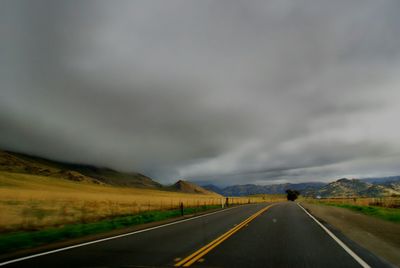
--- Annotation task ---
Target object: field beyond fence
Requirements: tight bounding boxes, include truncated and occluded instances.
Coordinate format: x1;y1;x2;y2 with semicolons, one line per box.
302;196;400;208
0;172;283;234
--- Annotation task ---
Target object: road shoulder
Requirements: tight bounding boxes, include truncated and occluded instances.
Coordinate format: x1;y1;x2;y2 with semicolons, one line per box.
301;202;400;267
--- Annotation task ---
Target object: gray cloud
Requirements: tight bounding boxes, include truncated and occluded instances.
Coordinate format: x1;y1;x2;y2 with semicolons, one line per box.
1;0;400;185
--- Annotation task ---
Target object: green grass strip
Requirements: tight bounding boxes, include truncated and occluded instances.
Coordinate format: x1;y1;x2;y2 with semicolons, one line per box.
324;203;400;223
0;205;221;254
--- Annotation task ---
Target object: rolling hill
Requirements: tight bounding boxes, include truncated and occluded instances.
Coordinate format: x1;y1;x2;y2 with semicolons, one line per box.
62;164;162;188
0;150;162;188
309;178;400;198
171;180;218;195
361;176;400;192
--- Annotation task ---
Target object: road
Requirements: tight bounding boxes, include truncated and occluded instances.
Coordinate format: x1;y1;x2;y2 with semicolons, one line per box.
1;202;389;267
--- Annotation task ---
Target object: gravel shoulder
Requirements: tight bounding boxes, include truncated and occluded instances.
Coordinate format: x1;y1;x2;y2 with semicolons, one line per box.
301;202;400;267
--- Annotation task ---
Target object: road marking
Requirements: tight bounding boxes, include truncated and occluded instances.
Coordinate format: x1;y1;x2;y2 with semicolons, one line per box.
175;204;274;267
297;203;371;268
0;205;245;267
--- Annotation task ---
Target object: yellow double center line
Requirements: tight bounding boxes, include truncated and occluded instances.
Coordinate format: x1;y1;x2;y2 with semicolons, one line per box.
175;204;275;267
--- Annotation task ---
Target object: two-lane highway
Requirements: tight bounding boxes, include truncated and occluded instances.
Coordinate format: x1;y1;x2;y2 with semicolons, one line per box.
190;202;365;267
1;202;389;267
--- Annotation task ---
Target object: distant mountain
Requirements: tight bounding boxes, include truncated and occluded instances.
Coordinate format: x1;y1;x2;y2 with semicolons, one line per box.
310;178;400;198
0;150;161;188
171;180;219;195
203;182;326;196
385;181;400;192
361;176;400;192
361;176;400;184
203;178;400;198
202;184;224;195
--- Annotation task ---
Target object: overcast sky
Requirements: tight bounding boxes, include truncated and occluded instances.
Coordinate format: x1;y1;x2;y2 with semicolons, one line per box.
1;1;400;185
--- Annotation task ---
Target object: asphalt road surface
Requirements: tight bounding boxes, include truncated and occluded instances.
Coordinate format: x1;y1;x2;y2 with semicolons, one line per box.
1;202;390;268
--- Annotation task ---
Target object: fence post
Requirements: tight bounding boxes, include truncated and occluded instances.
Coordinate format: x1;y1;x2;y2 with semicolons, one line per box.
180;202;184;216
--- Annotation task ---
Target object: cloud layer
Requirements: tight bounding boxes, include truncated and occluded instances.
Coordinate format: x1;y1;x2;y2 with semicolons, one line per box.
1;1;400;185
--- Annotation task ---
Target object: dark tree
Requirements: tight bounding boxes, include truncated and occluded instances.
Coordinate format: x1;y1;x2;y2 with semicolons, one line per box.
286;189;300;201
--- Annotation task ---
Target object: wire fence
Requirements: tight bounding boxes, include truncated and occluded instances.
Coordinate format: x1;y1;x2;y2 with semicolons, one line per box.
302;196;400;208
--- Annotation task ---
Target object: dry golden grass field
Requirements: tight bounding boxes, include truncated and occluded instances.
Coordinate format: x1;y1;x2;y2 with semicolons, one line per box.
0;171;275;234
301;196;400;208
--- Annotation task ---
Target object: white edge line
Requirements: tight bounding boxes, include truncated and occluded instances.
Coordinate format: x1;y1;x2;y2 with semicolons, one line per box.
297;203;370;268
0;205;244;266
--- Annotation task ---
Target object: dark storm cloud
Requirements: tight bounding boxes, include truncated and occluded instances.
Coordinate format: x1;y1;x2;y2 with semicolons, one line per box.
1;0;400;184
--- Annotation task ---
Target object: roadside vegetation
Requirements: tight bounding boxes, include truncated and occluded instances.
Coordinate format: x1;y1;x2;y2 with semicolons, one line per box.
326;204;400;223
302;197;400;223
0;205;221;254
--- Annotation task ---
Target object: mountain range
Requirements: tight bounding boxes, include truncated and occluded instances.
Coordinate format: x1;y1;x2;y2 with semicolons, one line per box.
203;182;325;196
1;150;400;198
202;177;400;198
312;178;400;198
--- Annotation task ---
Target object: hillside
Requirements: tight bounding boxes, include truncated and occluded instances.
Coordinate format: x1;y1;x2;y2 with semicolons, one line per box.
0;150;161;188
62;164;162;188
0;151;103;184
310;178;400;198
361;176;400;192
203;182;325;196
171;180;219;196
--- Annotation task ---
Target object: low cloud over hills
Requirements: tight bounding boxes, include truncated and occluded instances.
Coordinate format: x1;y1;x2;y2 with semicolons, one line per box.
2;1;400;185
